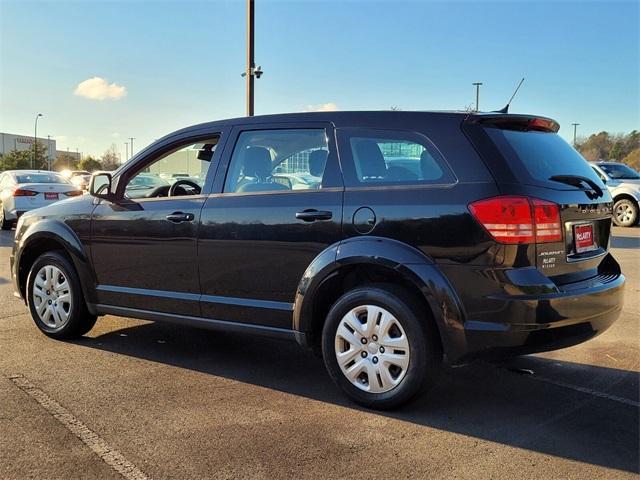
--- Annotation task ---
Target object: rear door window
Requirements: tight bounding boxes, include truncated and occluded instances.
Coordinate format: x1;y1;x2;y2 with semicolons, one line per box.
337;128;456;187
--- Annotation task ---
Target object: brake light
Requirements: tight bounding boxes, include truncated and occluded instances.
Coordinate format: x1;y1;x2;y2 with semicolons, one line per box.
528;117;559;132
469;196;562;244
64;190;83;197
13;188;38;197
531;199;562;242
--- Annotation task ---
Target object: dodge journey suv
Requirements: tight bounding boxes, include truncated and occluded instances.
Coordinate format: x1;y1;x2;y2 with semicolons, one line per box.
10;111;625;409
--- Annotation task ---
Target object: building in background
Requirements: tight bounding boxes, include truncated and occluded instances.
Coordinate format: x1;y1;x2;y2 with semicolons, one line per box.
0;131;57;160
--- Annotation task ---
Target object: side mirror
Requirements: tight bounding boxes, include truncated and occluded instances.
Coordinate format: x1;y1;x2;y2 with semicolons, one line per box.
89;172;114;199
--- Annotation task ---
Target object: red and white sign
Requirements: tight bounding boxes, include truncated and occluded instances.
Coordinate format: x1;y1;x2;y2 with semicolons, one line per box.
574;223;596;253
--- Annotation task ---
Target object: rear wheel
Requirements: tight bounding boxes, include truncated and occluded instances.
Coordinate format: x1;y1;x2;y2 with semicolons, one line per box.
0;205;12;230
27;252;97;339
613;198;638;227
322;285;441;409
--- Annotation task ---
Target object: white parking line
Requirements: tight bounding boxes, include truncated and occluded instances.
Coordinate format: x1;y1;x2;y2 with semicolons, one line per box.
7;374;150;480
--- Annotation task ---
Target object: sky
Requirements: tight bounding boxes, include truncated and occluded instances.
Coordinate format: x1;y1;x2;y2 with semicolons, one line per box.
0;0;638;158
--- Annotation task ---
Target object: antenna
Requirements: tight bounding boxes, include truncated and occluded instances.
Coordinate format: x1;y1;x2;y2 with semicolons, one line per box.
495;77;525;114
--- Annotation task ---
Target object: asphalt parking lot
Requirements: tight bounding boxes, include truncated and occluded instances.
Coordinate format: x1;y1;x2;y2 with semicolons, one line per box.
0;227;638;479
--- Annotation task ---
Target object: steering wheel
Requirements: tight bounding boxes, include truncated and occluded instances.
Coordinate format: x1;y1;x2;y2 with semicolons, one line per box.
168;179;201;197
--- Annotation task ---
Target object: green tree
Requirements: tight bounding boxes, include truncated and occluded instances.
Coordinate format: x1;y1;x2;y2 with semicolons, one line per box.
78;156;102;172
0;141;50;170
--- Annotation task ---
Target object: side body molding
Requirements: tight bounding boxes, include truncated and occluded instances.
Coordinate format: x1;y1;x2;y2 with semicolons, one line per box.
292;236;467;362
14;219;98;313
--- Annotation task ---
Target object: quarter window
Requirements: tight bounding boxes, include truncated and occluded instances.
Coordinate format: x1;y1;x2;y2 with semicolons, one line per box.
224;129;329;193
339;129;455;186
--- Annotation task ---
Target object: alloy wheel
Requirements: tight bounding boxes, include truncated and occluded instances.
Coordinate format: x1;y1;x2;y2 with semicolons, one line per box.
615;202;635;224
334;304;410;393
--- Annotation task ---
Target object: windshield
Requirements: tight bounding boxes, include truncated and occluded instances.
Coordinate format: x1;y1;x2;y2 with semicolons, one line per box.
483;128;605;189
16;173;69;184
599;163;640;180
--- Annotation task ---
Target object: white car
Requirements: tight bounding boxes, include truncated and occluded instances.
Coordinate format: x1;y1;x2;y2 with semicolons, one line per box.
590;162;640;227
0;170;82;230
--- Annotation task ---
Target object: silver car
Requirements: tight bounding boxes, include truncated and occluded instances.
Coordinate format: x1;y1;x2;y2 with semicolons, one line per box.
590;161;640;227
0;170;82;230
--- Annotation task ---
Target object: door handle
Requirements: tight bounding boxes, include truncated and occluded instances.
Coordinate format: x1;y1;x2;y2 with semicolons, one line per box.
295;209;333;222
165;212;195;223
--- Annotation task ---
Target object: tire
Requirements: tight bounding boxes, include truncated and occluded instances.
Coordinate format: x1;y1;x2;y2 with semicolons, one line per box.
0;205;12;230
613;198;638;227
321;284;441;409
27;251;97;339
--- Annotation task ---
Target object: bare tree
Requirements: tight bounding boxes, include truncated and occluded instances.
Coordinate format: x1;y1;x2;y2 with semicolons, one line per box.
100;144;120;171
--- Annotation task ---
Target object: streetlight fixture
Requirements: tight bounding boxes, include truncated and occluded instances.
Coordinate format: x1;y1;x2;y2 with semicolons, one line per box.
129;137;135;157
33;113;43;169
47;135;52;170
472;83;483;112
124;142;129;161
572;123;580;146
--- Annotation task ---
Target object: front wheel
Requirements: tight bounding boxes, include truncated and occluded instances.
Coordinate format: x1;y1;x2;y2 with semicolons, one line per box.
321;285;441;409
27;251;97;339
613;198;638;227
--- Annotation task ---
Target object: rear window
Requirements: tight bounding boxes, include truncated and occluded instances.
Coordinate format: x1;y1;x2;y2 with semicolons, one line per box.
483;128;604;189
15;173;69;184
598;163;640;180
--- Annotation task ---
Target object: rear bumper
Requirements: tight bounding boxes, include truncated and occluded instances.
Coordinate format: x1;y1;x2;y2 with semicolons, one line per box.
448;270;625;363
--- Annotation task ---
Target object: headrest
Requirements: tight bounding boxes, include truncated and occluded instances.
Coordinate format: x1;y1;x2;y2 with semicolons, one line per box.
353;140;386;178
244;146;272;179
308;149;328;177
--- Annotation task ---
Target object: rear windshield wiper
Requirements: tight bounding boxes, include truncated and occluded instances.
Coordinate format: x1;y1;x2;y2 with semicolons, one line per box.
548;175;604;199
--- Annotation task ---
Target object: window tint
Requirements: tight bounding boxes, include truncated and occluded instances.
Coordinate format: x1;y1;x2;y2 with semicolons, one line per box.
484;128;605;188
224;129;329;193
125;137;219;199
340;130;454;186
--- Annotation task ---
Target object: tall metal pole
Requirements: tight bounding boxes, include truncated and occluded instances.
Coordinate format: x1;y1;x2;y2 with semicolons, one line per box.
472;83;483;112
246;0;255;116
47;135;51;170
125;142;129;161
33;113;43;169
572;123;580;146
129;137;135;157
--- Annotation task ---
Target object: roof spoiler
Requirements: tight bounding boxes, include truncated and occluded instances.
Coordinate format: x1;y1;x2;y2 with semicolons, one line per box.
464;114;560;133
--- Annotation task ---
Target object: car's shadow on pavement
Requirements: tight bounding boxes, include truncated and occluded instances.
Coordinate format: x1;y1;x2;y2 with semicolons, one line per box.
74;320;639;474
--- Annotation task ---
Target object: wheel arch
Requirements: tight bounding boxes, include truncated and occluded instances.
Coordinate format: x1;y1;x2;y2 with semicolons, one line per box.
15;220;97;313
293;236;467;362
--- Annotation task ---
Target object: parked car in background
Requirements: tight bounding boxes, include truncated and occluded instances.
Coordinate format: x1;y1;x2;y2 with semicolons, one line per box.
125;173;170;199
590;161;640;227
0;170;82;230
70;173;92;191
10;111;624;409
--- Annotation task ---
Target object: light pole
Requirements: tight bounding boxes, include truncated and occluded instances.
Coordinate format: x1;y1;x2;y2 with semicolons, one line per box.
572;123;580;146
33;113;43;169
129;137;135;157
124;142;129;161
47;135;51;170
242;0;263;116
472;83;483;112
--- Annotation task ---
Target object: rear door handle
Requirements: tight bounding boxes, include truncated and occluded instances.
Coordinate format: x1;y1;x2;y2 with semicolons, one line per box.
165;212;195;223
295;209;333;222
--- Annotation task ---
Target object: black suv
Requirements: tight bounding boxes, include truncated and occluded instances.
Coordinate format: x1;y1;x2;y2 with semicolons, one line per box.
10;111;624;409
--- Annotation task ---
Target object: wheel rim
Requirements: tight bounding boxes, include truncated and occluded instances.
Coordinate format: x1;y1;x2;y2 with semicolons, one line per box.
615;203;634;224
32;265;72;329
334;304;410;393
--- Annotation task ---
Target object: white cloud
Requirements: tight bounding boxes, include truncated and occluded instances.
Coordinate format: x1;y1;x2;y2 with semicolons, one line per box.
74;77;127;100
305;102;339;112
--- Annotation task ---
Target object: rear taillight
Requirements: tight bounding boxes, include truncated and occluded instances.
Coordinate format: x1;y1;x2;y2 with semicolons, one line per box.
13;188;38;197
64;190;83;197
469;196;562;244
